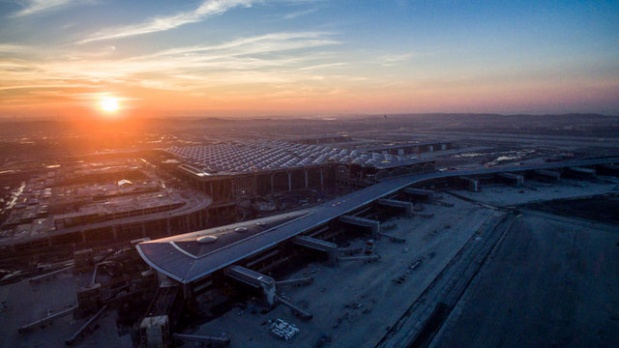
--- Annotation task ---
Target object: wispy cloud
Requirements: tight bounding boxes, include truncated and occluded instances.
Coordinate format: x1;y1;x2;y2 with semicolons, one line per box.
0;83;94;92
377;52;416;66
79;0;255;44
12;0;92;17
1;31;344;99
283;7;318;20
145;32;338;59
299;62;346;71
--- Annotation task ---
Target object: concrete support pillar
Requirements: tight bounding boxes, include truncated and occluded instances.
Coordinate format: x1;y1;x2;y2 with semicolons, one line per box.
288;172;292;192
459;177;480;192
183;284;193;300
304;170;309;189
226;266;277;308
261;281;277;308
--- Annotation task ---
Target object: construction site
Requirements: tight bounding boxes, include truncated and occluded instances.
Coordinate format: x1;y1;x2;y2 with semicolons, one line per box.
1;116;619;347
0;137;448;257
1;148;618;347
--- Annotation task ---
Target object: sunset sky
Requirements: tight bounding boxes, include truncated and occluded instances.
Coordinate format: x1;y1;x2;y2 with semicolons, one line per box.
1;0;618;118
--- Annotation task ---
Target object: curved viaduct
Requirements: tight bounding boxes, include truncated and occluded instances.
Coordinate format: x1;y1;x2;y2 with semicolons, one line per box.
137;157;619;290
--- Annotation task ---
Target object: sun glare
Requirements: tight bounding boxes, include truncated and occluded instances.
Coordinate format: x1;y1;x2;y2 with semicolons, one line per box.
99;97;120;113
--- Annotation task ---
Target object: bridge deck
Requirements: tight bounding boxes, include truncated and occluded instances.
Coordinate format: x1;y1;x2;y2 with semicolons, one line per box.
137;157;618;284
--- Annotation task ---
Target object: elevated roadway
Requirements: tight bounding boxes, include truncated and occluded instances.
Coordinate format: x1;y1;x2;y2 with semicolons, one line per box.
137;157;619;285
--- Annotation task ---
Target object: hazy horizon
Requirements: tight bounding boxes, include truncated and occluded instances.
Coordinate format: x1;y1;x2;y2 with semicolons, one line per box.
2;111;619;122
1;1;619;119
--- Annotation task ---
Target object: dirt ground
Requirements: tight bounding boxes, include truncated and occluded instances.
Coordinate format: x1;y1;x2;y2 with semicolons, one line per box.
430;212;619;348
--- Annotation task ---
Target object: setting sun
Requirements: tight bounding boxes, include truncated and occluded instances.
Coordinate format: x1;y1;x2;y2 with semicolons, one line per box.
99;97;120;113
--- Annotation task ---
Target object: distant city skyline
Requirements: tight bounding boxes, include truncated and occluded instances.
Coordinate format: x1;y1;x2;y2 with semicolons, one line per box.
1;0;618;118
